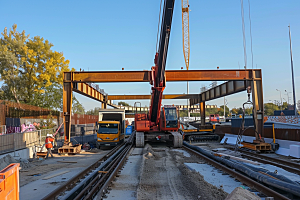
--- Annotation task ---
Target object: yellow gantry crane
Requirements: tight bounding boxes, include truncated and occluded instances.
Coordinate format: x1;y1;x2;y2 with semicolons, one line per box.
181;0;190;70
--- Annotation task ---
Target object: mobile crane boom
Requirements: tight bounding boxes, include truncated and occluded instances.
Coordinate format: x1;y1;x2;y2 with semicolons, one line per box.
149;0;175;125
135;0;182;148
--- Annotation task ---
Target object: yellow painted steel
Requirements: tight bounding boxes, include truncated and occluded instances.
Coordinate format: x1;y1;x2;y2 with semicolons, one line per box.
182;129;213;133
272;123;276;143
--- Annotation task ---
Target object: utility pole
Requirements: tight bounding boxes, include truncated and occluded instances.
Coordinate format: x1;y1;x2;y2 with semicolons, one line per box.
288;25;297;115
223;96;226;121
276;89;282;114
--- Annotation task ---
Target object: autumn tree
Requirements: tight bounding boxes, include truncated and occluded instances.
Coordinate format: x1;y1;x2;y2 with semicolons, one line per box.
0;24;75;110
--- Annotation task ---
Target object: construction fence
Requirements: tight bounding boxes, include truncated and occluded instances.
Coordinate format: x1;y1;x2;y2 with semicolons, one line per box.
0;131;40;155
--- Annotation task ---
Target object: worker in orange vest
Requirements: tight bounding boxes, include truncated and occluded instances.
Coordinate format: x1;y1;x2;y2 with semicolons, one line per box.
45;134;54;159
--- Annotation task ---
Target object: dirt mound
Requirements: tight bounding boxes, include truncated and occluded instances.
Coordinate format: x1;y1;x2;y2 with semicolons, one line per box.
0;155;32;171
225;187;260;200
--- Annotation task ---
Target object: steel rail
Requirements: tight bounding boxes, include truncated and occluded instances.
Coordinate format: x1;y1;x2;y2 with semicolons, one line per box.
241;154;300;176
228;147;300;175
67;133;135;200
81;134;135;199
182;145;289;200
41;144;123;200
84;145;132;200
239;149;300;168
73;145;130;200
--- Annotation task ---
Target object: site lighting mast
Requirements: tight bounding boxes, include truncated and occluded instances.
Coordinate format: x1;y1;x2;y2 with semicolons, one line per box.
288;25;297;115
276;89;282;114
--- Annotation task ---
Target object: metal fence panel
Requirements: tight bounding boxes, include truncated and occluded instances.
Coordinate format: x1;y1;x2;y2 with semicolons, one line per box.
0;131;39;155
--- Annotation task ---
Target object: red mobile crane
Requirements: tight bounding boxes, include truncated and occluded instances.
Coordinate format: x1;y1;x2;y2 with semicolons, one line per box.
135;0;183;148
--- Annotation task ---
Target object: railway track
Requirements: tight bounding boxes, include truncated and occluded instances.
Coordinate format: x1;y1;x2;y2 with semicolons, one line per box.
42;133;135;200
227;147;300;176
183;142;297;200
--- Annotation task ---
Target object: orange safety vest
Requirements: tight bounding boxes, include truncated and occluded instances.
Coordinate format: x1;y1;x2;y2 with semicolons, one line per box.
45;137;54;149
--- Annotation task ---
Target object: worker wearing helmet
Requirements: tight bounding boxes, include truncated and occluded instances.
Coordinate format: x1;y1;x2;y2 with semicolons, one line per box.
45;134;54;159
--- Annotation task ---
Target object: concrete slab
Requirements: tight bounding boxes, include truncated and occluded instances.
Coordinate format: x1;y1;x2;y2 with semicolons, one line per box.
131;147;143;155
20;167;83;200
185;163;243;194
172;149;191;157
290;145;300;158
19;151;108;200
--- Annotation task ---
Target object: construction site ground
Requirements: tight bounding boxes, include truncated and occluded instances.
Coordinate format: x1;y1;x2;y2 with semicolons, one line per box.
105;141;300;200
19;149;107;200
106;143;230;200
16;141;300;200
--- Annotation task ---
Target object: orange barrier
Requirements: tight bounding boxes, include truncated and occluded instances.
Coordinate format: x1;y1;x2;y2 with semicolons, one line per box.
0;163;20;200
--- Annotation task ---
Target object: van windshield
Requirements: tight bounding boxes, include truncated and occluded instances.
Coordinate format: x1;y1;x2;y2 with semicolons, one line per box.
98;123;118;134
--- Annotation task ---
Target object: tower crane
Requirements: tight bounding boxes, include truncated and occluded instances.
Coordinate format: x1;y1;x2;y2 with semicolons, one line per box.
181;0;190;70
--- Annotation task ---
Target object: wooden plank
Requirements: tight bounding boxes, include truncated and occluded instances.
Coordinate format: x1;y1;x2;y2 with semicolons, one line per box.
42;170;69;180
57;161;77;163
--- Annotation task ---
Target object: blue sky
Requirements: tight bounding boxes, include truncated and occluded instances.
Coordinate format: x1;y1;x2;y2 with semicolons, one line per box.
1;0;299;111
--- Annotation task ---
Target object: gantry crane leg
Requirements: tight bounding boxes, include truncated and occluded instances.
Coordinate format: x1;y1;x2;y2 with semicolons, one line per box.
251;70;264;142
63;72;73;143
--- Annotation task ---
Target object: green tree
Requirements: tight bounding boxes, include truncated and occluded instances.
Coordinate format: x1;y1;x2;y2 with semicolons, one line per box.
244;107;253;115
0;25;28;103
264;103;279;116
72;96;85;114
218;105;230;116
118;101;130;106
0;24;74;108
282;102;288;110
205;107;218;116
86;107;101;115
230;108;239;115
179;110;188;117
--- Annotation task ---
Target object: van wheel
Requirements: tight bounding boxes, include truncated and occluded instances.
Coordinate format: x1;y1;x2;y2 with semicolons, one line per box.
96;142;100;149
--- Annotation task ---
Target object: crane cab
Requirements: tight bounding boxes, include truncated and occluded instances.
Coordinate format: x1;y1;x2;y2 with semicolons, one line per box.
160;106;180;131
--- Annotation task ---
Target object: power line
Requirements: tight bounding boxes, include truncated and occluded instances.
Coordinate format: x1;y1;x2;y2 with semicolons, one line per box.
248;0;254;69
156;0;163;52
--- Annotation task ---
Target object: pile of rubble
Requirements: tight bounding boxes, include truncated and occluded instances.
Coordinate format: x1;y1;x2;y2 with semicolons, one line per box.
0;154;31;171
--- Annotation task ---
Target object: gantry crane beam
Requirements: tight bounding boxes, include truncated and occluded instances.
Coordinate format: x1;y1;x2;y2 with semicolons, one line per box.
73;82;116;107
107;94;199;100
70;69;261;82
189;80;250;105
